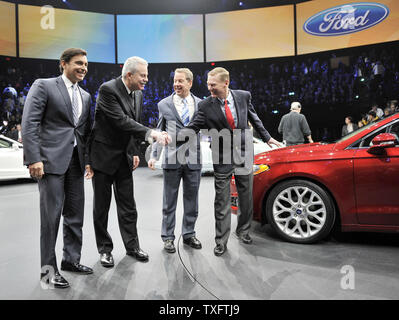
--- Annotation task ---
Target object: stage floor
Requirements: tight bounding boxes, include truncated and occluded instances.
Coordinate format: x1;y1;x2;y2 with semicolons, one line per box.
0;168;398;300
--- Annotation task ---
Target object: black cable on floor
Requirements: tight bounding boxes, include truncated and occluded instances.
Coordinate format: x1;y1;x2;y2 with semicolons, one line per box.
177;234;221;300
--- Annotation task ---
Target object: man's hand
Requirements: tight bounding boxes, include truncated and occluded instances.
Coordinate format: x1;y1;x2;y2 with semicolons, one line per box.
151;130;171;146
267;137;282;148
29;161;44;179
148;158;156;170
161;131;171;144
85;165;94;179
133;156;140;170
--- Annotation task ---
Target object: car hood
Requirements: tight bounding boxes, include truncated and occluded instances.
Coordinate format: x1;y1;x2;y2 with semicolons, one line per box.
254;142;336;164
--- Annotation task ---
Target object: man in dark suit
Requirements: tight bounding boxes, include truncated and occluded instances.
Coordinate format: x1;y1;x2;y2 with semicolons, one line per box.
89;56;169;267
148;68;202;253
22;48;94;289
183;67;280;256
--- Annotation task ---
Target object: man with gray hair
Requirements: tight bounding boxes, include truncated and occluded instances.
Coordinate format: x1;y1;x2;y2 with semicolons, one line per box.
88;56;170;267
278;101;313;146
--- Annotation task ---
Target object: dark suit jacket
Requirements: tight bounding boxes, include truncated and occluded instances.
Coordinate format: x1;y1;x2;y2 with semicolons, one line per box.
89;76;150;175
183;89;271;173
151;93;202;170
22;76;92;174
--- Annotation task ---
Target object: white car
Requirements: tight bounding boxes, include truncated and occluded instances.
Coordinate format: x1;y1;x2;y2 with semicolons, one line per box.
153;136;280;174
0;135;30;181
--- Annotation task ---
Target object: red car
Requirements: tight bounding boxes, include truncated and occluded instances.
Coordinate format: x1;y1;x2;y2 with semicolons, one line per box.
231;113;399;244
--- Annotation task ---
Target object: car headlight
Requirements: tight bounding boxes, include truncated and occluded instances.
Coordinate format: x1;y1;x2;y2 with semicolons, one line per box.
253;164;270;175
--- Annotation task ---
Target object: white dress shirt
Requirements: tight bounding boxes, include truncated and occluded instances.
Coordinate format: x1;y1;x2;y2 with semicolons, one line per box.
62;74;82;120
173;93;195;123
122;78;155;144
218;90;238;127
122;78;133;96
62;74;82;146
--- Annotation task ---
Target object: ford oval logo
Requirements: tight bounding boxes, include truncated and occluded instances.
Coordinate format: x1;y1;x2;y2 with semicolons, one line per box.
304;2;390;36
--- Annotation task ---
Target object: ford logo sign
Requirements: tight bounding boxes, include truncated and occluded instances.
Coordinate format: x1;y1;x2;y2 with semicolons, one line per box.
304;2;390;36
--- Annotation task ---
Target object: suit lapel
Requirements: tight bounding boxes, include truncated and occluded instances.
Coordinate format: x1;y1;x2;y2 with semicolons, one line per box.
192;93;199;113
212;97;231;130
230;90;242;128
169;93;184;126
55;76;74;125
116;77;136;119
76;88;89;126
133;90;141;121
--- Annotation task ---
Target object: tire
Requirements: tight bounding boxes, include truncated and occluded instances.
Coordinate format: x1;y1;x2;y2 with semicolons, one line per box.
266;179;336;244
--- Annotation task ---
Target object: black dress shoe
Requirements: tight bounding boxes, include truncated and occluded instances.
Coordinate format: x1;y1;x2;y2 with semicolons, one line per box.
164;240;176;253
41;271;70;289
100;253;114;268
237;233;253;244
61;261;93;274
214;243;227;256
126;248;149;262
183;236;202;249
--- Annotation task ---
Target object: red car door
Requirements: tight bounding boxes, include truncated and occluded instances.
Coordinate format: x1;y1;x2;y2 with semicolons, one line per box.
353;122;399;226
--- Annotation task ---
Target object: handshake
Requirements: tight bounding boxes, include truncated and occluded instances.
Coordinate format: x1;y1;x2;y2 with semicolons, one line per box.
150;130;172;146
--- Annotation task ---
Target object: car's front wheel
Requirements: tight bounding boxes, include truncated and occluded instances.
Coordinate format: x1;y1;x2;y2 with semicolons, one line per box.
266;179;336;244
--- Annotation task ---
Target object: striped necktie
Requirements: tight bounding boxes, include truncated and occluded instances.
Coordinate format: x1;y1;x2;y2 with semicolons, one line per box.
181;98;190;126
71;84;79;125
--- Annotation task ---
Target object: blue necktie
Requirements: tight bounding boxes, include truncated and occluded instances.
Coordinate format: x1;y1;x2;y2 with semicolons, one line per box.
181;98;190;126
71;84;79;125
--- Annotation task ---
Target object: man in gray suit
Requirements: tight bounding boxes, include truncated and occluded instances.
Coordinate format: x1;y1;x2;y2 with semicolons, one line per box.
278;101;313;146
22;48;94;289
148;68;202;253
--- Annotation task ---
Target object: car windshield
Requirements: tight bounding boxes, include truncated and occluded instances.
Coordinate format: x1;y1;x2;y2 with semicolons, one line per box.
334;118;384;143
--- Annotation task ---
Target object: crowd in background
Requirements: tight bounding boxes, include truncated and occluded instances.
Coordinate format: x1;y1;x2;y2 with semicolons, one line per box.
1;41;399;143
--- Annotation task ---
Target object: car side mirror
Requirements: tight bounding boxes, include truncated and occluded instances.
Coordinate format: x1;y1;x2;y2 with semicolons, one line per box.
12;143;19;151
367;133;397;155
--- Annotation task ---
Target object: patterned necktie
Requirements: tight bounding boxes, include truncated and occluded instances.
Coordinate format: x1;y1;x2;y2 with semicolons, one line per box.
181;98;190;126
224;99;235;129
71;84;79;125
